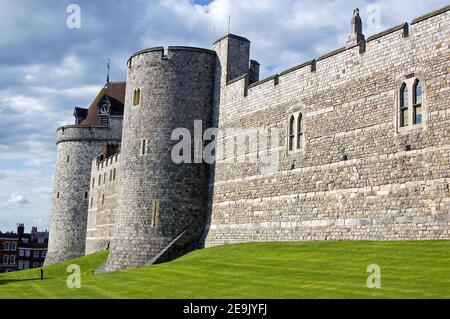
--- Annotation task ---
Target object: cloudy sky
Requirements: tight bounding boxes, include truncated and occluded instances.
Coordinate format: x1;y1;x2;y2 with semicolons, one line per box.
0;0;448;232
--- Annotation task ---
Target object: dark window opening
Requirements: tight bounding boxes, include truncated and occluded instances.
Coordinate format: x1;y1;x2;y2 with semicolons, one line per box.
400;83;409;127
288;115;295;151
133;88;141;106
296;114;303;149
413;79;422;125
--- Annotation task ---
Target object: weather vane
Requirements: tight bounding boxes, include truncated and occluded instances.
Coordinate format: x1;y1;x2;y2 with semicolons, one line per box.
107;58;111;84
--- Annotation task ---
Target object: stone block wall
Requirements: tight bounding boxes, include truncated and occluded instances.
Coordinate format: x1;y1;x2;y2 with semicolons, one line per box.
203;9;450;246
85;153;120;255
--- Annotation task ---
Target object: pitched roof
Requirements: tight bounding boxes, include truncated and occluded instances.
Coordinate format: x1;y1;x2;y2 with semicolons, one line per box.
80;81;126;126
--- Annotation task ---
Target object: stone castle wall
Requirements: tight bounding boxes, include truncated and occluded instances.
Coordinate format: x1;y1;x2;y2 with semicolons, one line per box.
103;47;216;271
85;153;120;255
203;8;450;246
46;5;450;271
45;125;122;265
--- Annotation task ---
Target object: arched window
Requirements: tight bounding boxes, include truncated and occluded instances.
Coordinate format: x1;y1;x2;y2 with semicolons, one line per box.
400;83;408;127
413;79;422;124
133;88;141;106
288;116;295;151
296;114;303;149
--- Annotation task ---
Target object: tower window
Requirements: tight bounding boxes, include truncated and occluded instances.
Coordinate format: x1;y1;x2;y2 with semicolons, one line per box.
288;116;295;151
141;139;148;156
90;197;93;208
92;177;95;189
413;79;422;125
287;111;305;153
400;82;408;127
56;192;60;199
398;78;425;131
133;88;141;106
113;168;116;181
151;198;160;228
98;175;101;185
84;191;88;199
102;194;105;206
66;155;70;163
296;113;303;149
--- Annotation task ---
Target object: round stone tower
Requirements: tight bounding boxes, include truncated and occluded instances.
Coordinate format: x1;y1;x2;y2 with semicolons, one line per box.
104;47;216;271
44;125;122;266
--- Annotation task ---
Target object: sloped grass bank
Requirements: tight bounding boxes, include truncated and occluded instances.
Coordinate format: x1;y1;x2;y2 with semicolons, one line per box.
0;241;449;298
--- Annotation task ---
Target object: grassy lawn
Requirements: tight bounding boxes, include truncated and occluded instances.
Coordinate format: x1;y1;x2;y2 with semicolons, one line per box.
0;241;449;299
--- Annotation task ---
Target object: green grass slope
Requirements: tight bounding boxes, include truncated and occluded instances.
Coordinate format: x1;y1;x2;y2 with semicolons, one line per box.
0;241;449;299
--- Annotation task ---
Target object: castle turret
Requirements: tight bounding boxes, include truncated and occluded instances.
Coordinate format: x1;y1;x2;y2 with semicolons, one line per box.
346;8;365;48
44;82;125;266
213;34;250;86
103;47;216;271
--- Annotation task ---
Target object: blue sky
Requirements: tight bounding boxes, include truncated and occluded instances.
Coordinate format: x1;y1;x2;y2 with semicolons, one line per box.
0;0;448;232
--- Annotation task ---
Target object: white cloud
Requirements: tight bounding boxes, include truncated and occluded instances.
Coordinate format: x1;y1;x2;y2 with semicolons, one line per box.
0;192;30;209
8;192;29;205
134;0;450;77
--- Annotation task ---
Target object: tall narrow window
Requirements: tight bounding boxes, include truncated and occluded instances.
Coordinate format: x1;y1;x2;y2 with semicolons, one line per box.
296;114;303;149
288;116;295;151
141;139;147;156
92;177;95;189
113;168;116;181
84;191;88;199
56;192;60;199
133;88;141;106
98;175;101;185
90;197;93;208
151;198;160;228
413;79;422;125
66;155;70;163
102;194;105;206
400;83;409;127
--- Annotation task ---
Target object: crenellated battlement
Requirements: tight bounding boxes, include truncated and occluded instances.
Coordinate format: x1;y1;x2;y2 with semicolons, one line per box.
223;5;449;102
127;46;215;68
56;125;122;145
